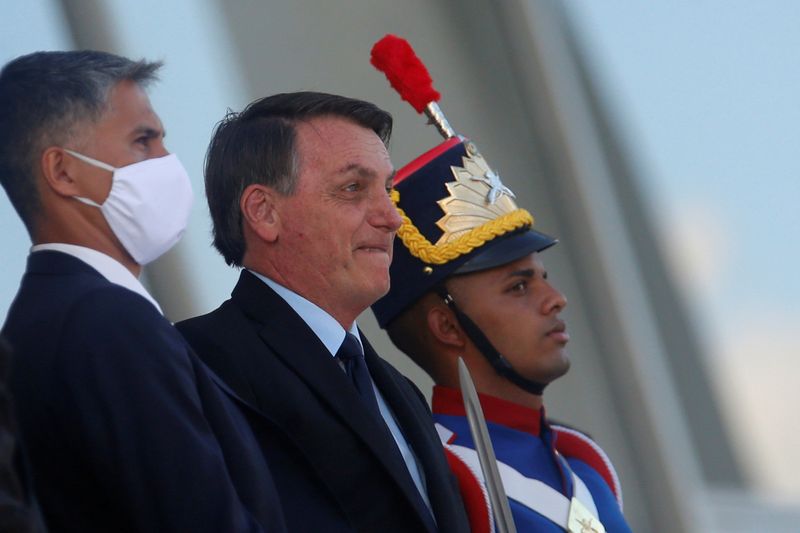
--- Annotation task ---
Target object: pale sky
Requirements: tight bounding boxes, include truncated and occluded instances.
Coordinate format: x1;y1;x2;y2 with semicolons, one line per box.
565;1;800;500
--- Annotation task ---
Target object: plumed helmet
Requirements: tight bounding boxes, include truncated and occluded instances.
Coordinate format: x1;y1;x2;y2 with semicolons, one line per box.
369;35;557;328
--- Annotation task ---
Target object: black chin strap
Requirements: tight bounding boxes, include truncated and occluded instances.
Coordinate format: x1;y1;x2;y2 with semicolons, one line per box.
436;286;547;396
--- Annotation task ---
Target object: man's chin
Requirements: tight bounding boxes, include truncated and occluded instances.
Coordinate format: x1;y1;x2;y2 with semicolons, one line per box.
550;355;571;381
356;276;391;308
534;353;571;384
368;268;391;294
374;280;391;302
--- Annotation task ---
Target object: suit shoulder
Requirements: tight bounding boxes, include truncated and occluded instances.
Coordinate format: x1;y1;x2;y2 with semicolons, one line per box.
175;300;238;341
68;284;167;330
20;284;197;406
174;302;262;388
551;422;624;506
54;286;189;375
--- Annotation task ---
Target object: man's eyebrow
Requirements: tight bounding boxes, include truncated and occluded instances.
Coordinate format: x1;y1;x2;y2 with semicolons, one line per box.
338;163;374;176
338;163;396;182
505;268;535;279
131;126;165;139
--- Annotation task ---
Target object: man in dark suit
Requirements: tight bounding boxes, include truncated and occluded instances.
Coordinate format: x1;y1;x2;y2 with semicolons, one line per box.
176;92;469;532
0;51;286;532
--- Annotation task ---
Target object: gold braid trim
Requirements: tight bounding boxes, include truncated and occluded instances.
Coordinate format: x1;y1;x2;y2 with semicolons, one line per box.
391;190;534;265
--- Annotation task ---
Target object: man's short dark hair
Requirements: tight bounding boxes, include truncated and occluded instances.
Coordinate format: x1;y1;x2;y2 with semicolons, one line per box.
0;50;161;234
204;91;393;267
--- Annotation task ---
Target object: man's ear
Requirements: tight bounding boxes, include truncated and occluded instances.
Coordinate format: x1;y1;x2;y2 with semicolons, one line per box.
241;184;280;242
427;304;466;349
40;147;81;197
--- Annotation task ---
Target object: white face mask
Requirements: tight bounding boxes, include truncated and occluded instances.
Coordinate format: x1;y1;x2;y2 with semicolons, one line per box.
64;149;194;265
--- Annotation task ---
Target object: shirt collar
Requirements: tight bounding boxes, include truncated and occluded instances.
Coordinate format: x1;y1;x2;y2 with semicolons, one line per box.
248;270;361;357
431;385;546;437
30;243;163;314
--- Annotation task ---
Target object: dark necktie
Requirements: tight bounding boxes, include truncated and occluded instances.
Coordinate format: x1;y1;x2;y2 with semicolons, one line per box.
336;334;438;529
336;333;382;419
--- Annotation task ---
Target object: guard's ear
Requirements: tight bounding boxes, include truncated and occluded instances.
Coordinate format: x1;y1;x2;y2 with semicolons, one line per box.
241;184;280;242
40;147;81;197
427;304;466;349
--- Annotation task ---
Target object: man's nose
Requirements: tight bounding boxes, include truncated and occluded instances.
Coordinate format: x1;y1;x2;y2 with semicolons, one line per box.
372;189;402;232
542;282;567;314
153;141;169;158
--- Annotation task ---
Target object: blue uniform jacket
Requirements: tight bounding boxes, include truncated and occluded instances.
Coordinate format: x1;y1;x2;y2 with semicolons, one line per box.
433;386;632;532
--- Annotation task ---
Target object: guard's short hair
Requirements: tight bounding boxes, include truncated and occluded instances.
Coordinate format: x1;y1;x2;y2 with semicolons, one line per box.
0;50;161;234
204;91;393;267
386;293;441;380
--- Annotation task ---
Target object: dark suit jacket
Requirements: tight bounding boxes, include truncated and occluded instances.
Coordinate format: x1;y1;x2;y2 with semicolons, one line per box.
176;270;469;533
1;252;287;533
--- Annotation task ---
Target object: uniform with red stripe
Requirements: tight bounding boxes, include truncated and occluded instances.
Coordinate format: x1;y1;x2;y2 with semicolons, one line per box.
435;387;629;532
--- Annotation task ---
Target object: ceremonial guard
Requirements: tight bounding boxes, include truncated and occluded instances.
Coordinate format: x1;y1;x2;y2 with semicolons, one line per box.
370;35;633;533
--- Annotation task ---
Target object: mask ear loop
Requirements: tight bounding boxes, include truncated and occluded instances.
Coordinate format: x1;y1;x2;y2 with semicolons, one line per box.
72;196;103;208
63;149;117;172
435;284;547;396
62;149;117;208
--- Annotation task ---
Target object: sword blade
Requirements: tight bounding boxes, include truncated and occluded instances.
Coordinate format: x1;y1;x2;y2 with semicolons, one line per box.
458;357;517;533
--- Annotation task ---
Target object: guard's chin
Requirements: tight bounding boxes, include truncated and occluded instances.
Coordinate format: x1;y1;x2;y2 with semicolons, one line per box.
541;353;571;384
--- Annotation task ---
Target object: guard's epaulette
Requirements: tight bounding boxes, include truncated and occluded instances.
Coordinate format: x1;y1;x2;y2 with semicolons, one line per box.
550;422;624;509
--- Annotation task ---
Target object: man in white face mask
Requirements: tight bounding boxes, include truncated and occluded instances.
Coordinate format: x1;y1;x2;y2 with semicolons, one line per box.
0;51;286;532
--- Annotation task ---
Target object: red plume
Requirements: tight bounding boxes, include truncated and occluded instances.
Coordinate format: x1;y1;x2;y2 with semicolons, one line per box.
370;34;440;114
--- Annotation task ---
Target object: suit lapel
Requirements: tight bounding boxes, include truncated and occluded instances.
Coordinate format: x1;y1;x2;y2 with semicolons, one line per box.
230;271;436;530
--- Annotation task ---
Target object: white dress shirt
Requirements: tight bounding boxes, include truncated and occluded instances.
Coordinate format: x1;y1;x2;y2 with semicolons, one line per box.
250;271;433;514
31;243;163;314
